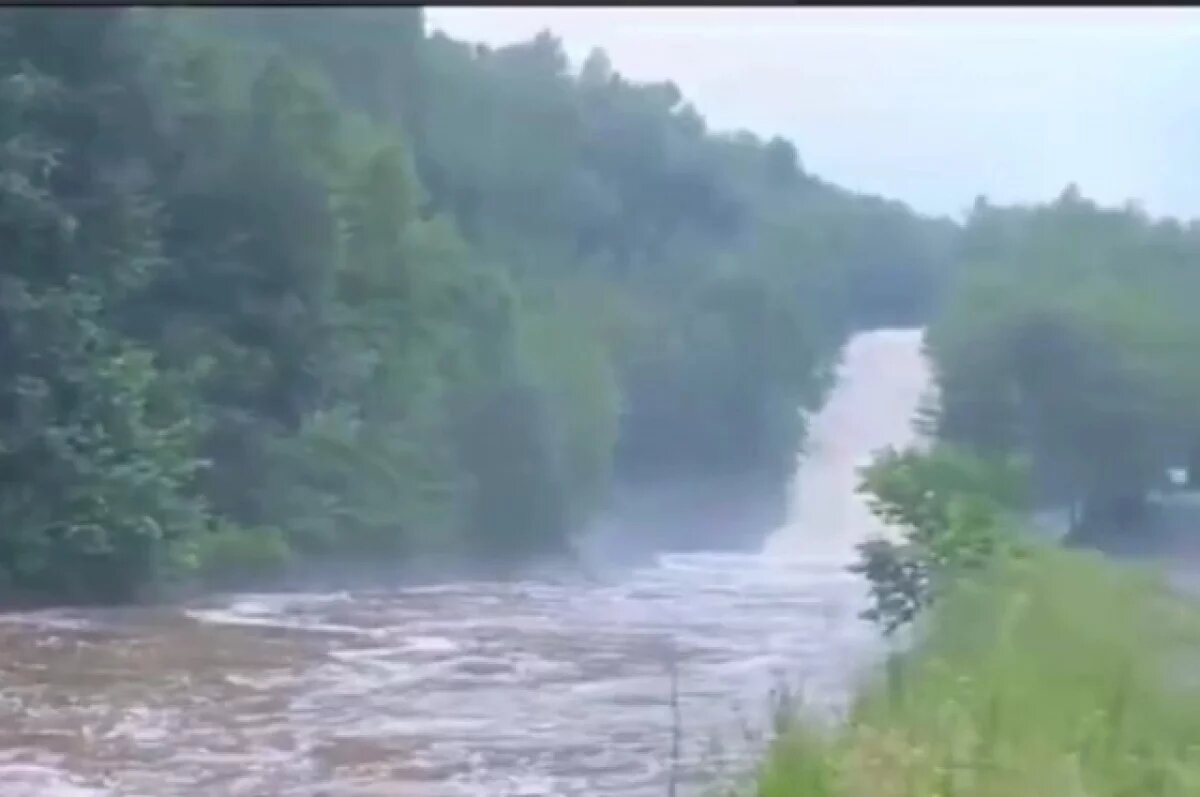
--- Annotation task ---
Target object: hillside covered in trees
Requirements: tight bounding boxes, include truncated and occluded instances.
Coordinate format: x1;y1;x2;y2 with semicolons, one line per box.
7;7;1194;607
0;8;955;604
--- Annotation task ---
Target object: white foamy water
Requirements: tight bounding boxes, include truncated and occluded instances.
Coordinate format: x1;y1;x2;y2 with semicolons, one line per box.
766;327;933;562
0;328;932;796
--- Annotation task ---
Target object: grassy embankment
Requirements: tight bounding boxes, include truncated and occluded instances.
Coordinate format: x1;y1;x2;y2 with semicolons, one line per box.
750;545;1200;797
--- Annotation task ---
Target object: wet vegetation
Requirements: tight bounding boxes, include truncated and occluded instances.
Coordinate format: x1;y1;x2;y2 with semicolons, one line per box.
754;165;1200;797
753;193;1200;794
2;8;1200;797
0;7;952;604
752;441;1200;795
752;543;1200;797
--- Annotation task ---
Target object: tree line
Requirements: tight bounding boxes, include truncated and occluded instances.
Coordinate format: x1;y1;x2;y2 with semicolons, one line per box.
0;8;952;604
926;189;1200;543
7;8;1185;605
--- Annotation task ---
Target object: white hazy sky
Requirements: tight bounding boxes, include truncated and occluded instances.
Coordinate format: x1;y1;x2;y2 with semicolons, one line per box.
426;7;1200;221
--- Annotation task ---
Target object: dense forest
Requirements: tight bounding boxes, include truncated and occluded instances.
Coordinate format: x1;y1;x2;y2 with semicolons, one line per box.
5;8;1196;606
7;9;1200;797
926;190;1200;542
0;8;954;604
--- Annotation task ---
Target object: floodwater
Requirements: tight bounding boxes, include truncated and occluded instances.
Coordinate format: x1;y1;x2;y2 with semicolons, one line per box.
0;328;932;797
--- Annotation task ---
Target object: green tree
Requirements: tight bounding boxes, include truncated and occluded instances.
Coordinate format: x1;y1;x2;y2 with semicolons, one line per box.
926;191;1200;541
854;446;1027;634
0;9;211;601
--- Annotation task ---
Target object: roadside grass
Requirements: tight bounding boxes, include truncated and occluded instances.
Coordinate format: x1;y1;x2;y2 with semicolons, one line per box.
748;544;1200;797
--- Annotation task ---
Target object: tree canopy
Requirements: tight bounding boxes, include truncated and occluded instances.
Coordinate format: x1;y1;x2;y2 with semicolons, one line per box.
0;8;953;603
926;190;1200;541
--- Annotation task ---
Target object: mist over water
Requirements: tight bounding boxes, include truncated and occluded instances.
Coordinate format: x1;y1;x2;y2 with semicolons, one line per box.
0;329;932;797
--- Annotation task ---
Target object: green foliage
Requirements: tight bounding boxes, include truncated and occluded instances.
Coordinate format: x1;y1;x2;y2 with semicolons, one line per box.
0;10;211;602
750;547;1200;797
0;8;951;603
853;446;1027;634
926;191;1200;536
518;287;622;517
188;521;292;589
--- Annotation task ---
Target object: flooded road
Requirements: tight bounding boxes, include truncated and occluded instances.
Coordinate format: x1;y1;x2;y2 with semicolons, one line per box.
0;329;932;797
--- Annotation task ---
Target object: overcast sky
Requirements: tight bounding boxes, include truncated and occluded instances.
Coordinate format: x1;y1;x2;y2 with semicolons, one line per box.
426;7;1200;221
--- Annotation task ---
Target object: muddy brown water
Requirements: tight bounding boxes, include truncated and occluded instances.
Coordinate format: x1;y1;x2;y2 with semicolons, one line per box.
0;329;931;797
